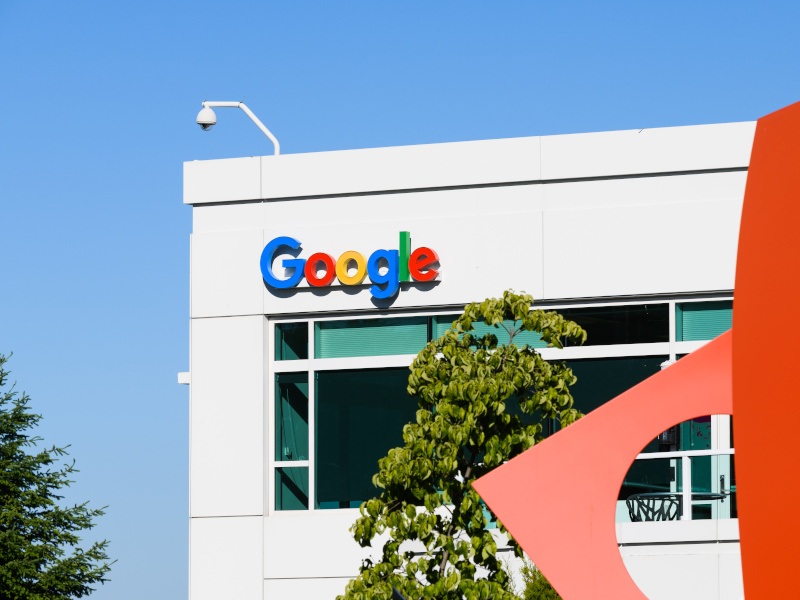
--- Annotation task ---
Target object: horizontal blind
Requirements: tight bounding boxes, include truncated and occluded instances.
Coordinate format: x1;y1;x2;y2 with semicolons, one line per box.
676;301;733;341
315;317;428;358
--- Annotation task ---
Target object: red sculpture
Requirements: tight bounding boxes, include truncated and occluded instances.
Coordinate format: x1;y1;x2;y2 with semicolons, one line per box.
473;101;800;599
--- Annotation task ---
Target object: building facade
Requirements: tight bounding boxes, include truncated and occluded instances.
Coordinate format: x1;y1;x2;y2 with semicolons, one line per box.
184;122;752;599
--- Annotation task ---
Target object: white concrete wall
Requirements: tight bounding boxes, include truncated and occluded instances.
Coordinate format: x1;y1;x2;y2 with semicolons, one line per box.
184;122;754;204
186;121;755;599
618;520;743;600
189;171;747;316
541;171;747;299
190;516;263;600
263;510;364;588
189;316;264;517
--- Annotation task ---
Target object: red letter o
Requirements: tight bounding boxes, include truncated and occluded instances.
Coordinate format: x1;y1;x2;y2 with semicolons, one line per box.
304;253;336;286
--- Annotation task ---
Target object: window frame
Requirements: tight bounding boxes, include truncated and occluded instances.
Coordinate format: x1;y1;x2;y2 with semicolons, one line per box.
266;295;733;515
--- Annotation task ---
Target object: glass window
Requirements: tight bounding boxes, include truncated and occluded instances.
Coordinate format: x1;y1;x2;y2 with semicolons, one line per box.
679;416;712;452
275;467;309;510
622;456;674;499
566;356;667;418
432;315;545;348
621;455;737;520
275;373;309;461
275;322;308;360
432;314;460;338
434;303;668;347
676;301;733;341
560;304;668;345
315;368;417;509
315;317;428;359
272;299;733;514
566;356;668;500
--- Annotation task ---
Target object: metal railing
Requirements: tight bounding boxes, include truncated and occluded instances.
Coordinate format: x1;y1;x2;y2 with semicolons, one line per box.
624;448;735;521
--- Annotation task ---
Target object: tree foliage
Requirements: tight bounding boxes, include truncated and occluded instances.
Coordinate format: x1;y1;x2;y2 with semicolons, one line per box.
338;291;586;600
520;562;561;600
0;354;112;599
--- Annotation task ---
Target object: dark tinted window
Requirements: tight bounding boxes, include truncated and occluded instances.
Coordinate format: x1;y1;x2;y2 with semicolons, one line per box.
561;304;669;345
315;368;416;509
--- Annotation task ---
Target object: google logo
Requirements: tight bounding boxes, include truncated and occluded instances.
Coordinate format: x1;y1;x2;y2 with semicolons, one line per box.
260;231;440;300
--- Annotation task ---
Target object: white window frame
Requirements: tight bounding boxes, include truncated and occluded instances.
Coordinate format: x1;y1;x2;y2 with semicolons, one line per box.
266;295;734;516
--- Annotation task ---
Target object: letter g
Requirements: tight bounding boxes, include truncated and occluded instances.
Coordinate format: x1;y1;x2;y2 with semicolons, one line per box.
260;237;305;289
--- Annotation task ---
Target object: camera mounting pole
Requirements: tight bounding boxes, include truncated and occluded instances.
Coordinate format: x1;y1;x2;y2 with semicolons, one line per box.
196;101;281;155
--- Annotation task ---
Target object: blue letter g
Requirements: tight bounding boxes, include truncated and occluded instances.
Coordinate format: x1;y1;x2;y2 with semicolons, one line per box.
260;236;306;289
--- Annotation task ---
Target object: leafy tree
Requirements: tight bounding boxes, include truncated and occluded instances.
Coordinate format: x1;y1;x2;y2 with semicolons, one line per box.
520;562;561;600
0;353;112;598
338;291;586;600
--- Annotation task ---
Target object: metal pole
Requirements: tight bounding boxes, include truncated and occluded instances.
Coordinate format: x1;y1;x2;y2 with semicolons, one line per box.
201;101;281;155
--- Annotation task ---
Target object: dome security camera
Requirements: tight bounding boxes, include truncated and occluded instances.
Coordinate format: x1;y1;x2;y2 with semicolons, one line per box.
196;106;217;131
192;101;280;154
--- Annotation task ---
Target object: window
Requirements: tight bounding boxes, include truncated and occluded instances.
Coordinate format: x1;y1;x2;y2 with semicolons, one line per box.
269;296;735;515
315;317;427;359
316;368;415;508
271;315;435;511
618;298;735;522
275;322;308;360
676;300;733;341
560;304;669;345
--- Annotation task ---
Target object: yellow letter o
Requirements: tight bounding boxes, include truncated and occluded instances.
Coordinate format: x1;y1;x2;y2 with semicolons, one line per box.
336;250;367;285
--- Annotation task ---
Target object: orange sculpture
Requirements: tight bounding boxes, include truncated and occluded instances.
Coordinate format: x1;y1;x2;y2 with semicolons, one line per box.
732;101;800;597
473;101;800;599
473;332;732;599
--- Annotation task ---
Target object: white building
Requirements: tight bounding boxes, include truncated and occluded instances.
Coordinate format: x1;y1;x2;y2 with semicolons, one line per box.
184;121;752;599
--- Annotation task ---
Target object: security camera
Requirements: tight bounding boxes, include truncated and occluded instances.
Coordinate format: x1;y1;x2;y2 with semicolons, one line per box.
196;106;217;131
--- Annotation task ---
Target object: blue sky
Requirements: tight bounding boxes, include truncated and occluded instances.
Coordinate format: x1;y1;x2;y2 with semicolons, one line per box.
1;1;798;598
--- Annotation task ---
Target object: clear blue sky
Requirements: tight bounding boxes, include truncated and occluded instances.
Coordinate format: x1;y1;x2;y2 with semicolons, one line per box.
1;2;798;598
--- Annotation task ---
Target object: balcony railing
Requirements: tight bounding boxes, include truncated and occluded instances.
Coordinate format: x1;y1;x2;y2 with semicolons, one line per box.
619;448;736;522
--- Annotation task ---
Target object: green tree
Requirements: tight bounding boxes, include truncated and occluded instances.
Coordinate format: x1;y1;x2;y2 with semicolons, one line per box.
0;354;112;598
520;562;561;600
338;291;586;600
